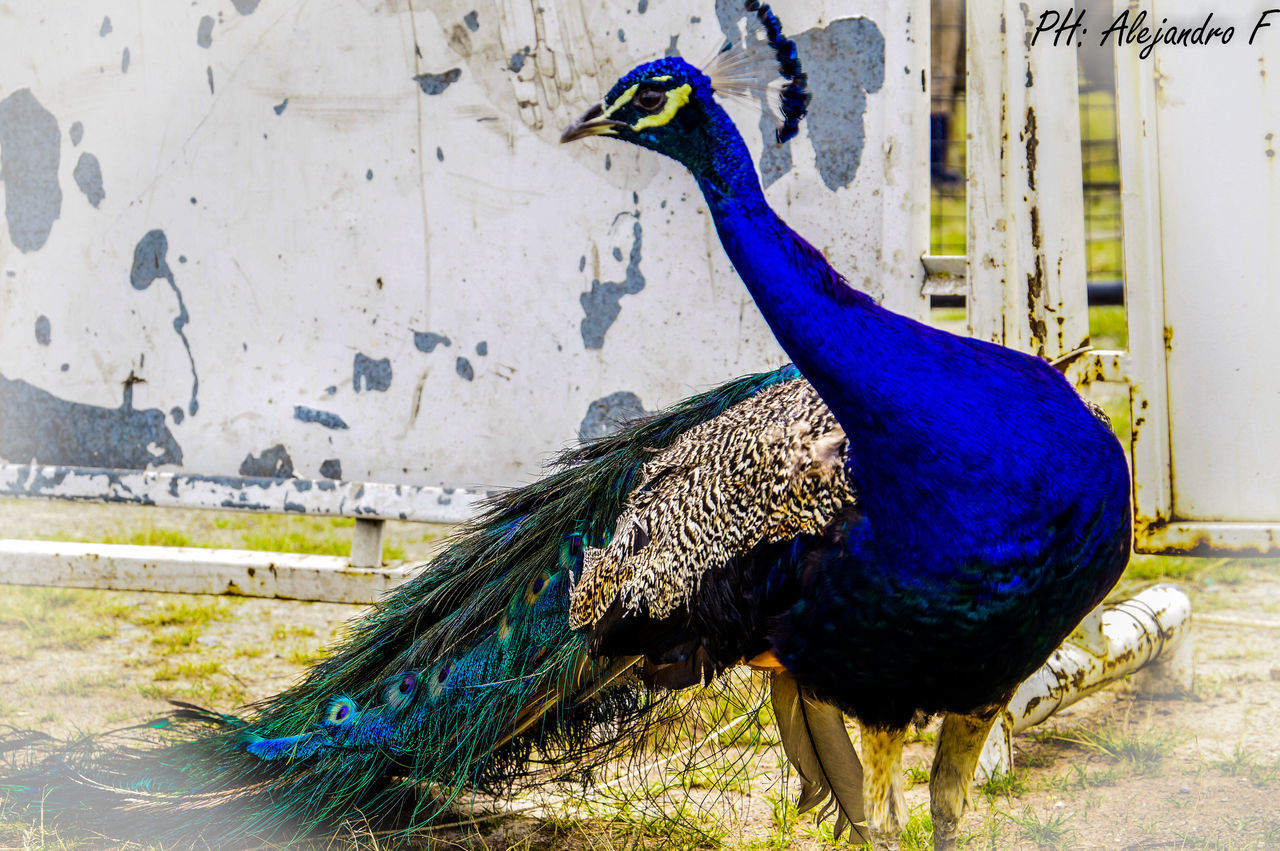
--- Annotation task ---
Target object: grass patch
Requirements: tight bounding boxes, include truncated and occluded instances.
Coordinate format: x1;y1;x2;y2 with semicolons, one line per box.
1209;745;1280;788
1007;806;1076;850
899;805;934;851
0;587;122;651
605;797;729;850
48;673;120;696
1044;723;1183;774
103;526;195;548
905;763;930;787
1115;555;1263;599
285;646;326;667
1056;763;1122;789
977;768;1029;799
152;627;200;654
131;597;232;628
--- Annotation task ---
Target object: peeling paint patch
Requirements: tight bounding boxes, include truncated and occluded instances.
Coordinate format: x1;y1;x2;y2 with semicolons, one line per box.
456;357;474;381
170;406;184;425
580;213;644;349
232;0;261;14
353;353;392;392
665;35;680;56
274;98;289;115
463;11;479;31
0;373;183;469
319;458;342;480
366;169;373;180
413;69;462;95
100;16;112;36
413;331;451;353
197;16;214;48
239;444;294;478
714;10;885;191
34;316;50;345
121;48;130;74
207;67;215;94
294;406;348;430
0;89;63;253
73;153;105;208
508;51;526;72
436;147;444;161
579;391;651;440
69;122;84;146
475;341;488;356
131;230;199;415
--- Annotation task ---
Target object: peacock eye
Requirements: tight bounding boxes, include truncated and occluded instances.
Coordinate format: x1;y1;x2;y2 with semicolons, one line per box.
325;697;358;725
634;87;665;114
399;672;418;694
567;533;583;557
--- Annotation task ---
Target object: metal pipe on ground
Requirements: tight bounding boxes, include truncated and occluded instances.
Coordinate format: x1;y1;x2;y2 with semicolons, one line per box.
977;584;1193;780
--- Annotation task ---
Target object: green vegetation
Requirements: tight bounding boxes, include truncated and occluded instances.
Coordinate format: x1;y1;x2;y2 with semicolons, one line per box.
1007;806;1076;850
976;768;1030;800
1209;745;1280;788
1041;723;1184;775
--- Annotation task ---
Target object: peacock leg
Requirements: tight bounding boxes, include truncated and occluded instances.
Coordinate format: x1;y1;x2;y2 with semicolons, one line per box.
929;707;1002;851
859;722;907;851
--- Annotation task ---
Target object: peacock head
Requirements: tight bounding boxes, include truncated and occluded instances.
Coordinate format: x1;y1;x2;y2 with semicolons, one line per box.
561;2;809;177
560;57;723;171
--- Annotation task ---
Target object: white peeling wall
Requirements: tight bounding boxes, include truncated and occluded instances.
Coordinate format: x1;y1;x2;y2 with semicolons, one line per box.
0;0;925;517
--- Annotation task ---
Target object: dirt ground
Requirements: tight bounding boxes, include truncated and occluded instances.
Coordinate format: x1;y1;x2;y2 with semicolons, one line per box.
0;498;1278;850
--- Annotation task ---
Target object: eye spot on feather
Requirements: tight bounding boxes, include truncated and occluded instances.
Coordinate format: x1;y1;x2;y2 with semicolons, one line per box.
497;613;512;641
385;671;420;708
325;697;358;726
428;663;451;699
524;570;551;605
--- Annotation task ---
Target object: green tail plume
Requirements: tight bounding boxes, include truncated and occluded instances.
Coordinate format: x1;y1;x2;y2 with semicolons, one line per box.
0;366;800;846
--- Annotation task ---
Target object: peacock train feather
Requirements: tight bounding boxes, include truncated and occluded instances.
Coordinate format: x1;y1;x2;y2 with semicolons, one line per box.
2;366;869;845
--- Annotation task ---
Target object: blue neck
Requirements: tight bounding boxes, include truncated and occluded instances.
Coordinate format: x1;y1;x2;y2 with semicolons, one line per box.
692;125;896;442
687;114;1126;549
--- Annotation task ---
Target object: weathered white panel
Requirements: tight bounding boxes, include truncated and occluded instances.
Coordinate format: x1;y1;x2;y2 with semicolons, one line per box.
1115;0;1280;550
1152;1;1280;524
965;1;1089;359
0;0;927;518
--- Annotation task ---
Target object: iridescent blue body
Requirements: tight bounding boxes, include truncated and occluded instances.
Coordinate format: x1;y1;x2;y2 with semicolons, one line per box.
572;54;1131;726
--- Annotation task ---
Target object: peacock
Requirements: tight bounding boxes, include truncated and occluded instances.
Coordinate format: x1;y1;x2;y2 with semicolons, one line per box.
0;3;1131;849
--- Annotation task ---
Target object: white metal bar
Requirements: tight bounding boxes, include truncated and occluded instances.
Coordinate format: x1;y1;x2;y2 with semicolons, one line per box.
962;1;1007;345
965;1;1089;359
877;0;932;322
1112;0;1173;534
0;464;491;524
1137;522;1280;557
921;254;966;296
0;539;415;604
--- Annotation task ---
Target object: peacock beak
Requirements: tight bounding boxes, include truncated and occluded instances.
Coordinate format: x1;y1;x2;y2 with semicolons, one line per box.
560;103;626;143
